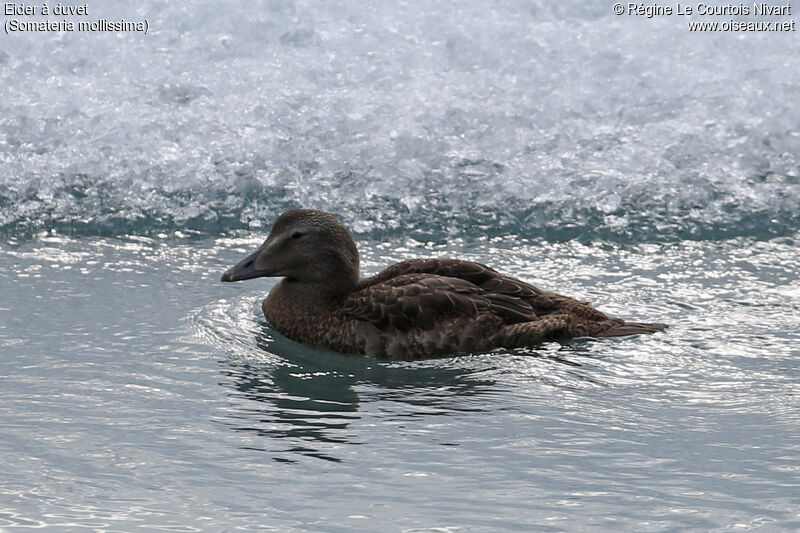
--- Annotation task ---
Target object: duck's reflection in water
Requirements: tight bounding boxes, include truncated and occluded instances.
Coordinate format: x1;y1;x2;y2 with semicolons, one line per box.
218;322;502;462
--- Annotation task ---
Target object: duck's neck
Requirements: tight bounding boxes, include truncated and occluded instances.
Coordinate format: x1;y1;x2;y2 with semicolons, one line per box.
265;278;349;316
264;278;350;343
291;277;357;300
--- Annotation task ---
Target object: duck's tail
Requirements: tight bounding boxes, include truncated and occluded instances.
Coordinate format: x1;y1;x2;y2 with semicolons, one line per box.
493;315;668;348
595;321;668;337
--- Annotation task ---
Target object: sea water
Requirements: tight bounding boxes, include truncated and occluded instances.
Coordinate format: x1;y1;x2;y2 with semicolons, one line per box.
1;1;799;531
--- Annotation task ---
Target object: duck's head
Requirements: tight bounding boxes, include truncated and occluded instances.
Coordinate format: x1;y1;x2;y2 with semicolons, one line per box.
221;209;360;293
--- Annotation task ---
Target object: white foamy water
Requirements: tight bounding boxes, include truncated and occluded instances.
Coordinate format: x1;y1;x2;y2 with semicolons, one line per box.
1;0;798;240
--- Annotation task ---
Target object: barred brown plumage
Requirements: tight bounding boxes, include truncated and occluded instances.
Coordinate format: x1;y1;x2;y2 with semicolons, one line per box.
221;209;667;359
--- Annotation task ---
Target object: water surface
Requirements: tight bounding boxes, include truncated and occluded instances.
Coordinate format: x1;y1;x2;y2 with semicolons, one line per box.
2;234;798;531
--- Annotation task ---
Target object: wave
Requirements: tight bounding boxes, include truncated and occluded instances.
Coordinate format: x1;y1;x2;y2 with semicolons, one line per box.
1;165;797;242
1;0;798;242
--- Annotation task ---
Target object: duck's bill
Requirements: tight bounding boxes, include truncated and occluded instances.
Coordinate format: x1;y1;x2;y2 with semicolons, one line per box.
221;248;268;282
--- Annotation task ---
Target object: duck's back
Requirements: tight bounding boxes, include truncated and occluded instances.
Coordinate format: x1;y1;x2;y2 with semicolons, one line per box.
339;258;665;358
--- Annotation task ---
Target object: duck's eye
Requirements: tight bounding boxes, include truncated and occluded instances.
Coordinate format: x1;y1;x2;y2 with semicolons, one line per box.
291;231;305;240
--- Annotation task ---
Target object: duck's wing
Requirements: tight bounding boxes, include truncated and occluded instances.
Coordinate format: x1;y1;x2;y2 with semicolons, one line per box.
342;273;536;331
361;258;559;314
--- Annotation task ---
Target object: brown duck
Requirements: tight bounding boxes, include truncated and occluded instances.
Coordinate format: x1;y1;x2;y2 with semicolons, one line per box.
221;209;667;359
